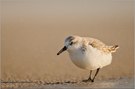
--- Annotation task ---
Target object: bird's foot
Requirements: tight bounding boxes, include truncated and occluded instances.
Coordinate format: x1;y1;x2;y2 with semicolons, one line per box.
91;79;94;82
82;78;95;82
82;78;92;82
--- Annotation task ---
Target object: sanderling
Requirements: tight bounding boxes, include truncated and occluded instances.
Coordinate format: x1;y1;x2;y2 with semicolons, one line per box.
57;35;119;82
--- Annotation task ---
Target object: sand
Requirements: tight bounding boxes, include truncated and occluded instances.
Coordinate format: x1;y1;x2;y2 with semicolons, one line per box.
1;0;134;87
1;78;134;89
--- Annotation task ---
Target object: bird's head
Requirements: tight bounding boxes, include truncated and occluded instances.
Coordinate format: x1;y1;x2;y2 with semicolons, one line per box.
57;35;82;55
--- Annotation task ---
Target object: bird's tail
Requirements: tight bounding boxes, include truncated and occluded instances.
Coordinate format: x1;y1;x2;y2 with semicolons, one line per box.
109;45;119;53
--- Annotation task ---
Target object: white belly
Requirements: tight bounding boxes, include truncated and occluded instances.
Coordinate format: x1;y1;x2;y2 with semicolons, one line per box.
68;46;112;70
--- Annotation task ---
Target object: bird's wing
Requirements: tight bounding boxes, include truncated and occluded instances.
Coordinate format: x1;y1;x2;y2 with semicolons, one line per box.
84;37;106;48
85;37;119;53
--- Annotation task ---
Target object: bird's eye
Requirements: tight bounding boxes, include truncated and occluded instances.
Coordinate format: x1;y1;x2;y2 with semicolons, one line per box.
70;42;73;45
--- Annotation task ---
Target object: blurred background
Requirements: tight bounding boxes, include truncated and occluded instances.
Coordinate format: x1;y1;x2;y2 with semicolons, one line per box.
1;0;134;82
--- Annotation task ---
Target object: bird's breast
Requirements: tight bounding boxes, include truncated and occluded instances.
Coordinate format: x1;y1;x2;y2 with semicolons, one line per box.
68;48;91;69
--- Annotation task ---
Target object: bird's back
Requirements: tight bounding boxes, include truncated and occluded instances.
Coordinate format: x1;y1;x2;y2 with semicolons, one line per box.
83;37;119;53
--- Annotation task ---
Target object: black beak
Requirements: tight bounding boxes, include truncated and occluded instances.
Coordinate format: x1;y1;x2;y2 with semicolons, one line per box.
57;46;67;55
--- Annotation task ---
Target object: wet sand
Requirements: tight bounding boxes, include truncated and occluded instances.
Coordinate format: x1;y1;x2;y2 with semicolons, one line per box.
1;78;134;89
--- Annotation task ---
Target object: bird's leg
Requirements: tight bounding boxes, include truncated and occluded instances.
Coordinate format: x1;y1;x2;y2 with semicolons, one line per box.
91;68;100;82
88;70;92;80
82;70;92;82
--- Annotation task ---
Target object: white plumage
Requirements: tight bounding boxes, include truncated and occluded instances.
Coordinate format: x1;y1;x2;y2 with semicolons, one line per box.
57;35;119;82
69;44;112;70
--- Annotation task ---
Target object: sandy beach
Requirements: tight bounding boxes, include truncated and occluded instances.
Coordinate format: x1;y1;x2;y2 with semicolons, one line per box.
2;78;134;89
1;0;134;89
1;78;134;89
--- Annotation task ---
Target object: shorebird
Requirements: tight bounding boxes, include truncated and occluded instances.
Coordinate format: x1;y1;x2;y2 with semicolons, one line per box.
57;35;119;82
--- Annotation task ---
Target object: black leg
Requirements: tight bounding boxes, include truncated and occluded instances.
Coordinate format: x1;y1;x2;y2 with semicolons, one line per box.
91;68;100;82
82;70;92;82
88;70;92;80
